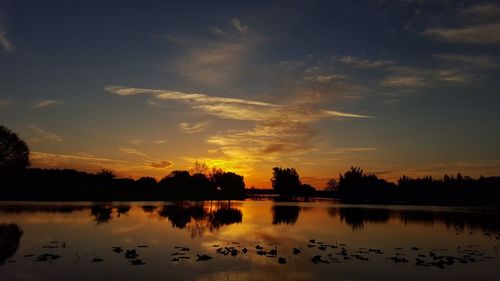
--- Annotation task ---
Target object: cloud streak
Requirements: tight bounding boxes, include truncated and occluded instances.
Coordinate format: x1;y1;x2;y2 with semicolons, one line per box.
424;4;500;45
117;147;151;158
28;125;64;142
32;100;65;109
106;86;278;107
179;122;211;134
0;21;14;52
424;23;500;45
0;100;12;108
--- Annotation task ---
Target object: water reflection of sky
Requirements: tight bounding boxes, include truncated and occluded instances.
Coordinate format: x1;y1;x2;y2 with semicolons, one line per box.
0;200;500;281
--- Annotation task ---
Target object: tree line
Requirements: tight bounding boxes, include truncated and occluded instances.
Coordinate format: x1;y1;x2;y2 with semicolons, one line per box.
0;125;245;200
2;125;500;205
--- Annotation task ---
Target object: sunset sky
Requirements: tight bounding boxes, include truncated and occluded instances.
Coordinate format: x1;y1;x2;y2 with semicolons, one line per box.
1;0;500;188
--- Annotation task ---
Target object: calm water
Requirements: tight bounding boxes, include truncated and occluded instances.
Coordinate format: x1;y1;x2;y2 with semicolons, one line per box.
1;200;500;281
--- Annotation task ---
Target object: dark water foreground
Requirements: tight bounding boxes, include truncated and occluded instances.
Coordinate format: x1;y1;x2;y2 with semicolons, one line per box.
1;200;500;281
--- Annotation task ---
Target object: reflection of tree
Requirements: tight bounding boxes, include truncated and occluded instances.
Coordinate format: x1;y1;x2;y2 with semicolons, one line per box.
211;208;242;228
272;205;301;225
142;206;157;213
156;202;242;237
338;208;390;230
327;207;338;219
329;206;500;232
399;209;500;232
0;224;22;264
158;204;201;229
116;205;131;217
90;205;113;224
0;205;85;213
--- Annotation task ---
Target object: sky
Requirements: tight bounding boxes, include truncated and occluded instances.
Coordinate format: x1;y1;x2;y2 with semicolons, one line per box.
1;0;500;188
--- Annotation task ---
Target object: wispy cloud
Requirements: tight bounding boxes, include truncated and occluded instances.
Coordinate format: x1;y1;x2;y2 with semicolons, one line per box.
302;74;348;83
333;55;395;68
457;4;500;22
433;54;499;68
32;100;65;109
106;86;278;107
109;85;371;174
329;147;377;154
179;122;211;134
31;151;131;164
321;110;372;119
28;125;64;142
423;4;500;45
424;23;500;45
230;18;248;34
0;20;14;52
130;139;143;145
117;147;151;158
382;75;425;87
0;100;12;108
381;66;475;87
172;18;267;87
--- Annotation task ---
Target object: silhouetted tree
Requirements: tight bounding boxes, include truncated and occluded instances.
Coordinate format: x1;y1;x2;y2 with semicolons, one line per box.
136;176;157;189
159;170;190;191
96;168;116;184
325;178;338;192
211;169;245;197
190;173;215;195
338;167;394;201
271;167;301;198
189;161;210;175
298;183;316;197
0;125;30;174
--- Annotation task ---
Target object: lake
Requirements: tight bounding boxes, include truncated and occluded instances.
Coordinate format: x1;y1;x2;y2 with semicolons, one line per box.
1;199;499;281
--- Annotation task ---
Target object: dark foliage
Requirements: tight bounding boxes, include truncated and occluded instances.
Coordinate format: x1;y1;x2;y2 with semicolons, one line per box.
211;170;245;197
271;167;302;198
337;167;395;201
332;167;500;205
136;177;157;189
0;125;30;174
